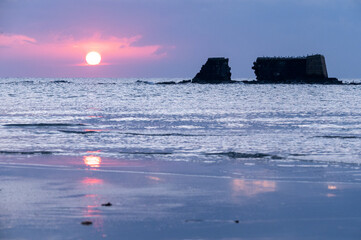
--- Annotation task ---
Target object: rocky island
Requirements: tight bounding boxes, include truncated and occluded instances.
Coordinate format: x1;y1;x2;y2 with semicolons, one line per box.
191;57;236;84
155;54;347;85
156;57;236;84
245;54;342;84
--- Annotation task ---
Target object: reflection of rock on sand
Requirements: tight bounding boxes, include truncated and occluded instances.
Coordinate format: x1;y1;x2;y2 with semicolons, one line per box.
232;179;276;197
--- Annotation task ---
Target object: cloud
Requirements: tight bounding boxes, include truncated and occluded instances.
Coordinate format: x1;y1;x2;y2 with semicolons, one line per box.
0;33;37;47
0;33;167;65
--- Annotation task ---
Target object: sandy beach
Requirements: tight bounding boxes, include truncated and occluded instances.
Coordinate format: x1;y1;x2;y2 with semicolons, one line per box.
1;154;360;240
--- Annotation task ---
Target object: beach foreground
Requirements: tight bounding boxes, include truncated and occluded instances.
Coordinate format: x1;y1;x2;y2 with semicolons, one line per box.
1;154;360;240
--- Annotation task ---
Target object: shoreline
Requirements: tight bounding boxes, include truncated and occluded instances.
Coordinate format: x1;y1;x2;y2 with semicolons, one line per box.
1;155;361;239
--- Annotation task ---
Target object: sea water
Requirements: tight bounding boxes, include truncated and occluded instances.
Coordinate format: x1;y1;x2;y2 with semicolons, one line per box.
0;77;360;165
1;78;361;240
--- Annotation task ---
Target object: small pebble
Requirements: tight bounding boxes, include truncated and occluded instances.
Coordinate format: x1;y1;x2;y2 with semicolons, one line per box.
81;221;93;225
101;202;112;207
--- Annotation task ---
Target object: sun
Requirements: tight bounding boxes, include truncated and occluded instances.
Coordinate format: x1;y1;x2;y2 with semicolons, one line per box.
86;51;101;65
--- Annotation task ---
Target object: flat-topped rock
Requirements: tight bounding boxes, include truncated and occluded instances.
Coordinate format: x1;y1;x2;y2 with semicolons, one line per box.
249;54;342;84
192;58;233;84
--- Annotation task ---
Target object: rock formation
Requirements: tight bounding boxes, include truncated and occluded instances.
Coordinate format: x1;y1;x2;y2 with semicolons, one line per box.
248;54;341;84
192;58;234;84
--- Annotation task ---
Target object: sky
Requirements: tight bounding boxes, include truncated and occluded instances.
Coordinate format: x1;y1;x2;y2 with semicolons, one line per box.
1;0;361;78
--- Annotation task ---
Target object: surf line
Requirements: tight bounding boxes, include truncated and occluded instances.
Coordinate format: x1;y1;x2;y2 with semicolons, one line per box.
1;162;361;185
0;162;232;180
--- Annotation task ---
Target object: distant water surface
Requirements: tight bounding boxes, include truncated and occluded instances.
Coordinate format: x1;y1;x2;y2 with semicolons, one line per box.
1;77;361;165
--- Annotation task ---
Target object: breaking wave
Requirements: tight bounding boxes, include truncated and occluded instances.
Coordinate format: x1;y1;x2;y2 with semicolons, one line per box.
0;151;54;155
58;130;99;134
51;80;72;84
205;151;283;159
123;132;206;137
119;151;173;155
4;123;85;127
315;135;360;139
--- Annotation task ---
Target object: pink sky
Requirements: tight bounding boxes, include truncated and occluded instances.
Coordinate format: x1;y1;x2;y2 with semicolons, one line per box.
0;0;360;78
0;33;166;63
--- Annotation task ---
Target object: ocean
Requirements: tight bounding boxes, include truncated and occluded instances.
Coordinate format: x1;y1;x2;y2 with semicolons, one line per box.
1;78;361;165
1;78;361;240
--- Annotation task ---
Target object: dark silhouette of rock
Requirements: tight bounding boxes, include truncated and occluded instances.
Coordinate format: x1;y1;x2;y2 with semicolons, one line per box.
135;58;239;85
246;54;342;84
192;58;235;84
178;80;192;84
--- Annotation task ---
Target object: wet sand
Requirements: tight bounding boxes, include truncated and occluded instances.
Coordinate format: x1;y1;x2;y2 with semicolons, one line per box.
0;155;361;240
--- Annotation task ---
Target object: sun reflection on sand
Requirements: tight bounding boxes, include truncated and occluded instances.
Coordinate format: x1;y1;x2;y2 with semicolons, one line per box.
83;155;102;168
82;194;104;232
327;184;338;197
327;193;336;198
147;176;162;182
85;205;101;217
232;179;276;197
81;177;104;185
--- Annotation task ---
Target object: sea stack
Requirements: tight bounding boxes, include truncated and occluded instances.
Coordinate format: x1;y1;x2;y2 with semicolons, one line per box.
250;54;341;84
192;58;233;84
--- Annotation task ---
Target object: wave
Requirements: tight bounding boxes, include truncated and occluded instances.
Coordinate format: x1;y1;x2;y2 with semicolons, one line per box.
4;123;85;127
123;132;205;137
315;135;359;139
51;80;72;84
0;80;34;85
205;151;283;159
59;130;98;134
135;80;155;85
117;150;283;158
0;151;53;155
97;82;116;85
119;151;173;155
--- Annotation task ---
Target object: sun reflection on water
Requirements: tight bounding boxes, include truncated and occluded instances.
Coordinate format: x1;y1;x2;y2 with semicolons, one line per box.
87;150;101;154
85;129;104;132
83;155;102;168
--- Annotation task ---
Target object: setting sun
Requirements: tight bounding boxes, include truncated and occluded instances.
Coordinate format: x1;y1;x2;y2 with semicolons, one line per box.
86;51;101;65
